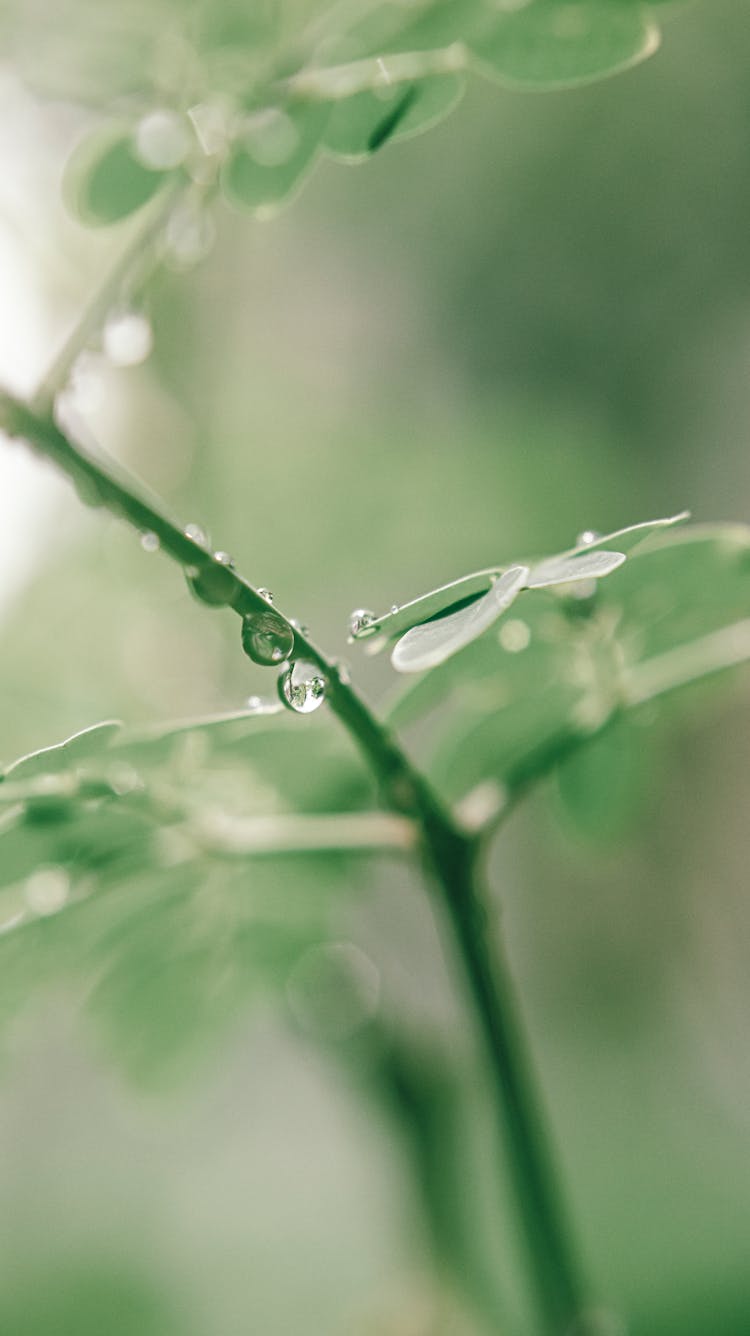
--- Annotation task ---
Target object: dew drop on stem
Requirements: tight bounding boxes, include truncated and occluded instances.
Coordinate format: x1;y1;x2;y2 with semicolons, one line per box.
576;529;602;547
185;553;235;607
184;522;209;547
348;608;376;638
140;531;160;553
241;610;295;666
278;660;328;714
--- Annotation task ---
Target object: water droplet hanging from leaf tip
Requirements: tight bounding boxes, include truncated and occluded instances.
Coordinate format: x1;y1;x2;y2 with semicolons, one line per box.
278;660;328;714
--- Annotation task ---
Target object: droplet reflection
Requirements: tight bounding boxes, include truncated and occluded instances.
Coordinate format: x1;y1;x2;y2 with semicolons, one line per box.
278;660;328;714
241;610;295;665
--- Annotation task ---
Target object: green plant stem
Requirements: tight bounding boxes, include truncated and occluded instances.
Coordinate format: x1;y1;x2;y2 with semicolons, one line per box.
0;386;588;1333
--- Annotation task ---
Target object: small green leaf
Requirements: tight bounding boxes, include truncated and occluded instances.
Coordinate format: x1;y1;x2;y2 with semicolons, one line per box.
555;716;652;843
387;522;750;807
322;73;465;161
469;1;661;91
527;549;625;588
2;720;122;781
221;102;329;214
63;124;171;226
391;565;529;672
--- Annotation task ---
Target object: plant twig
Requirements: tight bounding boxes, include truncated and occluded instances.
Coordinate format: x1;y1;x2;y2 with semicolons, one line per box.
0;384;589;1334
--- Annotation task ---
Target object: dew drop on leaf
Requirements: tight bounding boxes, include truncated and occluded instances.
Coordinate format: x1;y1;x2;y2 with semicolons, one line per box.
258;587;274;603
102;309;153;367
278;660;328;714
348;608;376;638
241;610;295;665
140;531;160;553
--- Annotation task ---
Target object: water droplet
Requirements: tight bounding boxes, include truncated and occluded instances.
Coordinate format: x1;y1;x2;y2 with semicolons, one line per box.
24;866;70;917
184;522;209;548
499;619;531;653
258;588;274;603
164;200;216;269
241;610;295;666
278;660;328;714
133;109;192;170
577;529;601;547
246;695;263;711
390;604;399;615
186;557;235;607
140;530;160;553
348;608;376;638
102;309;153;367
214;550;234;568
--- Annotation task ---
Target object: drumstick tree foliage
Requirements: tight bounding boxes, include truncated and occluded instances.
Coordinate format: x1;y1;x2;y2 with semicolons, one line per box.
0;3;747;1335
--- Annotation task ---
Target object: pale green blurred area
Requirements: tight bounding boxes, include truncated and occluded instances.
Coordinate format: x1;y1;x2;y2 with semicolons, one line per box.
1;1;750;1333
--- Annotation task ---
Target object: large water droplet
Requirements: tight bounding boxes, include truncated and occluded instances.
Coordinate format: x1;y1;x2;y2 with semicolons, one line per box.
186;553;235;607
241;610;295;665
348;608;376;639
134;109;192;170
278;660;328;714
102;309;153;367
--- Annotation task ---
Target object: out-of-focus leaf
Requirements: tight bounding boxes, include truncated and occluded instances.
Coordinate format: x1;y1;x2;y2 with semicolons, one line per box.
469;1;660;91
554;714;653;843
63;125;171;226
221;101;330;214
387;523;750;806
0;706;379;1083
322;73;465;161
2;720;122;780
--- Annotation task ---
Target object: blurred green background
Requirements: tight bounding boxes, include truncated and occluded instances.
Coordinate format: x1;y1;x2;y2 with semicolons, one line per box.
1;2;750;1333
